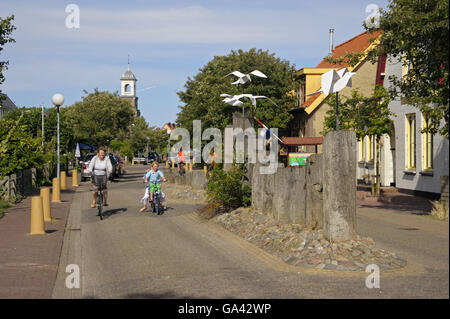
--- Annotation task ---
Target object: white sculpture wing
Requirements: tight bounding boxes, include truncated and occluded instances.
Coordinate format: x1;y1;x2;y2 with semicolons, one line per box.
333;72;355;92
224;71;246;79
250;70;267;78
321;69;340;95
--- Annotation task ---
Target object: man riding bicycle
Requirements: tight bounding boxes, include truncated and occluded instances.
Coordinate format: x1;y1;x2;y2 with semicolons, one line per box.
87;147;113;208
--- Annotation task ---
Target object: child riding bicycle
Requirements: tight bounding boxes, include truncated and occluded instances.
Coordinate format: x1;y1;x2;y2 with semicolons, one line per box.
140;161;166;212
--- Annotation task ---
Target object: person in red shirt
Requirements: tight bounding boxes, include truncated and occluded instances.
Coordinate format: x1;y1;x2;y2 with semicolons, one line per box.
178;147;186;174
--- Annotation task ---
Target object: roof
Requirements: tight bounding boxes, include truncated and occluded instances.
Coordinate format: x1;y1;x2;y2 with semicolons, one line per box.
282;136;324;146
121;69;137;81
301;30;382;113
0;94;17;109
316;30;382;68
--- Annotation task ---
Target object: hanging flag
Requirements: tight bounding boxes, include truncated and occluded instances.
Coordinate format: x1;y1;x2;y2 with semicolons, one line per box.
253;116;283;143
75;143;81;158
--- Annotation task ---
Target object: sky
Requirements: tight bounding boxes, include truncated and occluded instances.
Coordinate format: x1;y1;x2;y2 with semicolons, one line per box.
1;0;388;127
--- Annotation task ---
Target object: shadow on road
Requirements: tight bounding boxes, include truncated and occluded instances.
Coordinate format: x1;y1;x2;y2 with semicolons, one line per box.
102;207;128;219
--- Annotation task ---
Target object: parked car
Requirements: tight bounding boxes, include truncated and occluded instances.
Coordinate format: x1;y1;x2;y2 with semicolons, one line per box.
132;153;147;165
108;154;120;180
147;152;159;164
167;151;179;167
80;152;96;182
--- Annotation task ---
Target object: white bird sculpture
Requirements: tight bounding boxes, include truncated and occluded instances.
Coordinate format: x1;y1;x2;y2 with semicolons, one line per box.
308;68;355;96
223;70;267;85
220;93;278;108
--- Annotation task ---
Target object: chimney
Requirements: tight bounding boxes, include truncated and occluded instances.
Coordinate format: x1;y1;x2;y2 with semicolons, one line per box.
329;28;334;54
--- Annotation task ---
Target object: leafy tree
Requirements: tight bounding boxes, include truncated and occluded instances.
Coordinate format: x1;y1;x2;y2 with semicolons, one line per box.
177;48;296;135
0;15;15;97
2;107;75;155
367;0;449;138
0;113;43;178
147;126;169;154
325;0;449;138
65;89;135;147
323;85;394;196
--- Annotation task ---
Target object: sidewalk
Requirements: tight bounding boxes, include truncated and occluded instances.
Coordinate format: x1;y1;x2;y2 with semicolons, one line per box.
0;177;76;299
357;189;434;214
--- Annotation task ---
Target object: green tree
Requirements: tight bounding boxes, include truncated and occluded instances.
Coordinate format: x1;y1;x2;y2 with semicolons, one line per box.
325;0;449;138
65;89;135;147
369;0;449;138
0;113;43;178
0;15;16;97
177;48;296;135
323;85;394;196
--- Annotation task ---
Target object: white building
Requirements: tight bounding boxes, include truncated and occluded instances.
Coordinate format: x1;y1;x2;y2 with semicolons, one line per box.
120;60;139;116
357;56;449;198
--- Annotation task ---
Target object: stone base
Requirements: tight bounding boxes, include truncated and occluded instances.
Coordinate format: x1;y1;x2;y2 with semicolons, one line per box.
213;207;407;271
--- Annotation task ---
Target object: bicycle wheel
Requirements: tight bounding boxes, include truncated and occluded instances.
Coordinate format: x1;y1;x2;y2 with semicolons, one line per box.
97;190;103;220
155;193;160;215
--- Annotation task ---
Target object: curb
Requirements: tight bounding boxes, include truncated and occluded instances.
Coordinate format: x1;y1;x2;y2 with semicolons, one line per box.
52;186;84;299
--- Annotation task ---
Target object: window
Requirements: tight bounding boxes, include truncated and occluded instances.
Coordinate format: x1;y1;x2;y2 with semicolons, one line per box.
422;116;433;170
124;84;131;93
406;114;416;170
359;136;366;161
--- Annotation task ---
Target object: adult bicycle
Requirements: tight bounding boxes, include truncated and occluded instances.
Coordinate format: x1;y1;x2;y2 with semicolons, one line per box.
92;174;107;220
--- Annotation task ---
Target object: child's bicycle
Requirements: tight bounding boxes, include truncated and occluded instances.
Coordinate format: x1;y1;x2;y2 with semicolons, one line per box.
150;181;165;215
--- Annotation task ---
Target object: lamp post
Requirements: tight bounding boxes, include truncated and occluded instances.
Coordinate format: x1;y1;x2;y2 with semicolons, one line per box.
52;93;64;179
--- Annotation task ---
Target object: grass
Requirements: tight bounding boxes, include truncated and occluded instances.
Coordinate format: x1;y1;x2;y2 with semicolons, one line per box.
0;199;10;215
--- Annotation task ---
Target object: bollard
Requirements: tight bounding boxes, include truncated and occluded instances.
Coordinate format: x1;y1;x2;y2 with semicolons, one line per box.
40;187;52;222
189;162;192;172
52;177;61;202
30;196;45;235
132;159;135;166
172;161;175;169
166;161;169;168
72;169;79;187
61;171;67;190
203;165;207;176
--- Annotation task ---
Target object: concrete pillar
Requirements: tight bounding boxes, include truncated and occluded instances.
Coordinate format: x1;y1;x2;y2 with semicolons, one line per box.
322;130;357;241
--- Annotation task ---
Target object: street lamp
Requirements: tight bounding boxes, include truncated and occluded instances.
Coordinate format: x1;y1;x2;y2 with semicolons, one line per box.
52;93;64;179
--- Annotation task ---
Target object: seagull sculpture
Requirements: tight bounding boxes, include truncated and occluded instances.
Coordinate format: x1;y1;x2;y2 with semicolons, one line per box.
220;93;278;110
307;68;356;130
308;68;355;96
223;70;267;85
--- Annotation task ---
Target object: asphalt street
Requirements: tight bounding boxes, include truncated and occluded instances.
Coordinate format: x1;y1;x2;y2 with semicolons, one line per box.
61;166;448;299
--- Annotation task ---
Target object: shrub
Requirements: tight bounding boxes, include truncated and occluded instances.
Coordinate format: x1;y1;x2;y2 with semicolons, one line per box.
206;164;251;212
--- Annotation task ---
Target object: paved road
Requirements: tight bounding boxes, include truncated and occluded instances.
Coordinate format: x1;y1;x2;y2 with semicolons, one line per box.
63;166;448;298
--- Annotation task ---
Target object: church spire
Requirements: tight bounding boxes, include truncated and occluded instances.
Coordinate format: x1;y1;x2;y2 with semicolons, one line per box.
127;54;130;71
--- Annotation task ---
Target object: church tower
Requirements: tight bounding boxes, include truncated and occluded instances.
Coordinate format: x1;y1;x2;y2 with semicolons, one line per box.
120;57;140;116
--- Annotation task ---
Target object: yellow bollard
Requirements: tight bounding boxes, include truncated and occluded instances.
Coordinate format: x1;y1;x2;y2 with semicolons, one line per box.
132;159;135;166
60;171;67;190
189;162;193;172
30;196;45;235
203;165;207;176
40;187;52;222
72;169;79;187
52;178;61;203
172;161;175;169
165;161;169;168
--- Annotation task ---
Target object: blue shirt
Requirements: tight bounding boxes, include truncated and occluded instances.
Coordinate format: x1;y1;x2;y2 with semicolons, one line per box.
145;170;164;187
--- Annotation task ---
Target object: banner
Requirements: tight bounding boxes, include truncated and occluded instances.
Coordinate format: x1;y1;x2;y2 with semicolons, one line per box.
288;153;314;166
